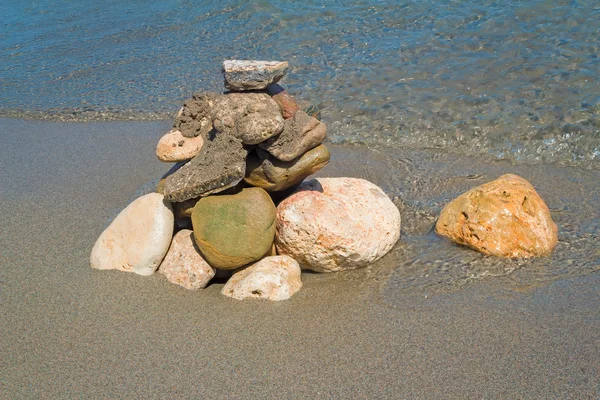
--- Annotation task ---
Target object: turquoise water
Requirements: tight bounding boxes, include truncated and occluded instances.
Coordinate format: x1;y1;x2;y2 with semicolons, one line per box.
1;0;599;165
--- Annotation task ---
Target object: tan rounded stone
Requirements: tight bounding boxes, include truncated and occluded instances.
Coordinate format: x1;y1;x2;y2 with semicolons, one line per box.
212;93;284;145
221;256;302;301
156;129;204;162
244;145;330;192
158;230;215;290
275;178;401;272
259;110;326;162
435;174;558;257
90;193;174;275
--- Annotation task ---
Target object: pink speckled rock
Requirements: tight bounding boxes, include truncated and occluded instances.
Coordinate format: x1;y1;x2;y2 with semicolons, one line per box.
435;174;558;257
221;256;302;301
275;178;401;272
158;230;215;290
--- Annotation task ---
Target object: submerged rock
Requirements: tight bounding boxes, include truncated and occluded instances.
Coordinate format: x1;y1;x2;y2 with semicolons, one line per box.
267;83;300;119
303;104;322;121
259;110;326;161
163;132;247;202
173;92;219;138
245;145;330;192
435;174;558;257
192;187;277;270
158;229;215;290
90;193;174;275
212;93;284;145
221;255;302;301
276;178;401;272
223;60;288;91
156;129;204;162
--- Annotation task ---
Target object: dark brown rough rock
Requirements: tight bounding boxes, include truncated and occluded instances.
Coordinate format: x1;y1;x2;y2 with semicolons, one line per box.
223;60;288;91
173;92;219;138
259;110;326;161
163;132;247;202
245;145;330;192
267;83;300;119
435;174;558;257
212;93;284;145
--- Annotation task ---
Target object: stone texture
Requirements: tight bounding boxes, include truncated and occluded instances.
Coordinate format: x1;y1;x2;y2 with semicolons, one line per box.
173;197;200;219
223;60;288;91
435;174;558;257
303;104;322;121
158;229;215;290
173;92;219;138
267;83;300;119
90;193;174;276
157;162;187;194
297;100;322;121
163;132;247;202
245;145;330;192
212;93;284;145
192;187;277;270
221;256;302;301
156;129;204;162
275;178;401;273
259;110;326;161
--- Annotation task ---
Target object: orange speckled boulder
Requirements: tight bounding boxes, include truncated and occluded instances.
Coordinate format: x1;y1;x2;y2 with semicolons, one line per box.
435;174;558;257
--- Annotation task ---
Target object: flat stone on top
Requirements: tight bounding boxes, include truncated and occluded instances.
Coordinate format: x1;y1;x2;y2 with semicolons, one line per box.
223;60;289;91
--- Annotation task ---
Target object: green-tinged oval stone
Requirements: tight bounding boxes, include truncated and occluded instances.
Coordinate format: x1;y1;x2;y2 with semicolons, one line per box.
191;187;276;269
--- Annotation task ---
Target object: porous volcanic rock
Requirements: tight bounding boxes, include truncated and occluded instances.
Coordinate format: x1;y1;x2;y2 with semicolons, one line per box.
192;187;277;269
156;129;204;162
245;145;330;192
267;83;300;119
163;132;247;202
259;110;326;161
275;178;401;272
223;60;288;91
173;92;219;138
158;229;215;290
212;93;284;145
90;193;174;275
221;255;302;301
435;174;558;257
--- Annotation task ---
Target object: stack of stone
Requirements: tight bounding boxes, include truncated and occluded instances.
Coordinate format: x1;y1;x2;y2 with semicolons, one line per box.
91;60;376;301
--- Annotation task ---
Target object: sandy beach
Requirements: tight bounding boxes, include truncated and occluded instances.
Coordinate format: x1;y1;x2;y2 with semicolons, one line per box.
1;118;599;398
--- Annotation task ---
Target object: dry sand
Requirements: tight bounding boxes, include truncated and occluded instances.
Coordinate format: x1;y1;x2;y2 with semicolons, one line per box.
1;118;599;398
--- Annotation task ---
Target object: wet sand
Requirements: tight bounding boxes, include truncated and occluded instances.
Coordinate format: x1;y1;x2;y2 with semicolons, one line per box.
1;118;599;398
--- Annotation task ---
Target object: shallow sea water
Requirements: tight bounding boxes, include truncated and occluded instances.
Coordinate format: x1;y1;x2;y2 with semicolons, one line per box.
311;143;600;302
1;0;599;165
